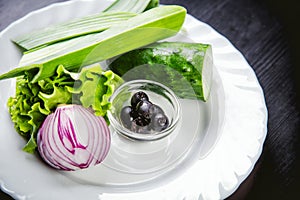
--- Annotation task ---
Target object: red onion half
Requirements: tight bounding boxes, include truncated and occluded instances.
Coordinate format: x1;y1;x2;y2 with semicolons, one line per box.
37;104;110;171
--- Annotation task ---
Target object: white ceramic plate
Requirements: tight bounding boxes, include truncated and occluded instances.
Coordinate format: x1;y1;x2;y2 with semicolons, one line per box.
0;0;268;199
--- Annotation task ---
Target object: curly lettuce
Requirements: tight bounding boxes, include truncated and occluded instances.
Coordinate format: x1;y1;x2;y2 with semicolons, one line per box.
67;65;123;118
8;64;123;153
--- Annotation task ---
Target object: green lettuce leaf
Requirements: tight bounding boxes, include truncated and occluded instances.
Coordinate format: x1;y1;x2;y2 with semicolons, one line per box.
67;65;123;119
8;64;123;153
8;66;74;153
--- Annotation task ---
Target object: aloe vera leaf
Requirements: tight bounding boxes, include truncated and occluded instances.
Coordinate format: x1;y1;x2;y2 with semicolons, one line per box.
13;12;137;51
0;5;186;82
104;0;156;13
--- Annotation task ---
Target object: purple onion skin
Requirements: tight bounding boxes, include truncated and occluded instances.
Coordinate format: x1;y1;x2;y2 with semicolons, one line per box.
37;105;111;171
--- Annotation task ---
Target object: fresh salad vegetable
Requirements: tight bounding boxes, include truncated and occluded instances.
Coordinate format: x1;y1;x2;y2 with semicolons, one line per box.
14;0;160;51
144;0;160;11
13;12;137;51
67;65;123;118
104;0;159;13
38;104;111;171
8;64;122;153
108;42;213;101
0;5;186;83
0;0;215;171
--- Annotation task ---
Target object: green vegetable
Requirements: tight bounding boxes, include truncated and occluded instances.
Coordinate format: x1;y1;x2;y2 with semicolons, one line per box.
0;5;186;83
145;0;160;11
14;0;160;50
13;12;137;51
67;65;123;118
8;64;122;153
104;0;158;13
7;66;73;153
108;42;213;101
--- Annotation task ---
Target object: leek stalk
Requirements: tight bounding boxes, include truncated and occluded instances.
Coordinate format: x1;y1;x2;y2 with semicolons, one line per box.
13;0;159;51
0;5;186;82
13;12;136;51
104;0;156;13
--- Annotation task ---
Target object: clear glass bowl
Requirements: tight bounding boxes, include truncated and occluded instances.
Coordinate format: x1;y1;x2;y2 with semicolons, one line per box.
108;80;181;141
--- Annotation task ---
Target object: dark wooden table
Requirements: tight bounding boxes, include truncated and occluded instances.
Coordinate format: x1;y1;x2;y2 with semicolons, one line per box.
1;0;299;199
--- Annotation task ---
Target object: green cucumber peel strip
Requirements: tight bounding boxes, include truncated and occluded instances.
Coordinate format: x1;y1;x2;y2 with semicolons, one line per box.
0;5;186;83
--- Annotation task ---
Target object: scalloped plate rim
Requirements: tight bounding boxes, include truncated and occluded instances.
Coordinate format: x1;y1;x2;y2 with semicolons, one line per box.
0;0;268;200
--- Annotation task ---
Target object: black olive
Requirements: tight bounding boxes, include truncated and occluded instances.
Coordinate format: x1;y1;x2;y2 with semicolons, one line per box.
120;91;169;134
150;113;169;132
135;100;152;120
132;115;151;127
149;104;164;118
131;91;149;108
120;106;133;129
131;118;151;133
